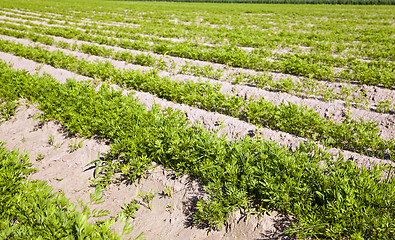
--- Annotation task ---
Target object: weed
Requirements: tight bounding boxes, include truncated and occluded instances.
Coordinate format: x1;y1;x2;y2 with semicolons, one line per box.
48;134;55;145
68;140;83;152
166;203;174;213
163;186;173;199
138;189;157;210
122;200;140;219
36;153;45;162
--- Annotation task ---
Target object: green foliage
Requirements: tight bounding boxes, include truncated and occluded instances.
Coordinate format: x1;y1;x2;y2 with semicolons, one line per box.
48;134;55;145
1;12;393;89
0;98;17;123
0;2;394;238
0;142;130;239
122;200;141;219
0;62;394;238
163;186;173;199
138;190;157;211
124;0;394;4
68;139;83;152
0;40;392;160
35;153;45;162
376;100;392;113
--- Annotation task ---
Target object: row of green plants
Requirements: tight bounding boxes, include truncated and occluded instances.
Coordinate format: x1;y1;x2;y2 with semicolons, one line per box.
1;3;393;63
0;38;393;160
0;140;136;239
6;24;394;112
76;13;394;62
1;61;394;239
127;0;395;4
1;16;394;88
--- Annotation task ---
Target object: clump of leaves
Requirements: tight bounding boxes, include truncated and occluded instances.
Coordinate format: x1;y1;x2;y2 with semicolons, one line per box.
0;142;133;239
68;140;83;152
35;153;44;162
376;100;392;113
1;61;394;239
0;98;17;123
122;200;140;219
48;134;55;145
163;186;173;199
138;189;157;211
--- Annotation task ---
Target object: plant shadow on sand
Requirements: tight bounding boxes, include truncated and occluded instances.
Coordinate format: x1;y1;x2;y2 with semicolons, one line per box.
256;214;296;240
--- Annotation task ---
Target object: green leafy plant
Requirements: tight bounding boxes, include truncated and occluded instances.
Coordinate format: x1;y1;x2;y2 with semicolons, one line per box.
0;142;134;239
48;134;55;145
0;98;17;123
166;203;174;213
68;139;83;152
35;153;44;162
376;100;392;113
138;189;157;211
122;200;140;219
163;186;173;199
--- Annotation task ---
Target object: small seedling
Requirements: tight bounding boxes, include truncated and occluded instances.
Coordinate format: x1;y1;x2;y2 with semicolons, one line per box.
68;140;83;152
138;189;157;210
217;119;225;125
36;153;45;162
166;203;174;213
35;64;44;71
48;135;55;145
163;186;173;199
122;200;140;219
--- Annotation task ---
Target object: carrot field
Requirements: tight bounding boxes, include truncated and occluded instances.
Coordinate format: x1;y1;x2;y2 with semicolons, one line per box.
0;0;394;239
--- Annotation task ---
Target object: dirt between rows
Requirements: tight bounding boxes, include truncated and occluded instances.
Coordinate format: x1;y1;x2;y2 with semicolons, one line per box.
1;34;394;141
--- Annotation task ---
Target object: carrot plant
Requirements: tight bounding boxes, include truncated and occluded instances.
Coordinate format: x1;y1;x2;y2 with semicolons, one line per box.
0;25;389;106
0;98;17;123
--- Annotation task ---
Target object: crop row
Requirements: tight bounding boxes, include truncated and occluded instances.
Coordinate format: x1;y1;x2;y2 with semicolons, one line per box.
1;5;393;62
1;25;391;115
1;61;394;238
1;24;386;111
1;38;394;160
122;0;395;4
1;15;394;88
